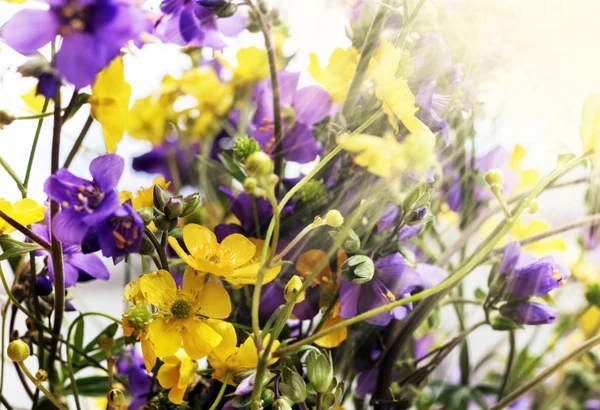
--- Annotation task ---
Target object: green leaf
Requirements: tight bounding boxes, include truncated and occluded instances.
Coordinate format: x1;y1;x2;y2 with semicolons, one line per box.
63;376;109;396
71;316;85;364
0;240;41;261
221;152;246;182
83;323;118;353
491;316;522;331
474;288;487;300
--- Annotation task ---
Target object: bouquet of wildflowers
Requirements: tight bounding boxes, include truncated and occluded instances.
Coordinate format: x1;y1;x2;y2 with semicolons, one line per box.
1;0;600;409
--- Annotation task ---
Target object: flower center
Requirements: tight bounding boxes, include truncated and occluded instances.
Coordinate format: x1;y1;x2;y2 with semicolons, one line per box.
110;215;140;250
553;269;566;285
71;183;105;213
171;299;191;319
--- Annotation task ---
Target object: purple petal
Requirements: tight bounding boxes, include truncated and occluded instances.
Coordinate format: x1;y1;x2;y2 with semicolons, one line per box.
338;281;360;319
216;12;246;36
235;373;256;395
55;33;102;88
68;252;110;280
52;211;89;244
417;264;448;288
377;205;399;232
375;253;424;296
499;242;521;275
293;86;332;125
500;302;557;325
357;280;392;326
356;368;379;397
89;154;124;192
292;286;320;320
214;224;244;242
179;5;201;42
1;9;59;55
507;259;562;297
282;123;321;163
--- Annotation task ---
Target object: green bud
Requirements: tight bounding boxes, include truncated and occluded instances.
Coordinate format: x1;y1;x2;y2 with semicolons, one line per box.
243;177;258;193
297;180;327;207
484;169;504;186
329;229;361;253
245;151;273;177
234;136;262;163
153;184;170;211
272;398;293;410
126;304;152;331
261;388;275;406
154;215;178;231
164;197;184;219
35;369;48;382
321;392;336;409
491;183;503;196
215;2;237;18
0;111;16;129
138;236;155;255
98;334;113;354
183;206;207;225
137;207;155;226
267;174;279;186
404;207;428;226
169;228;183;239
341;255;374;284
324;210;344;227
306;351;333;393
7;340;30;362
181;193;201;217
279;367;307;403
107;389;125;407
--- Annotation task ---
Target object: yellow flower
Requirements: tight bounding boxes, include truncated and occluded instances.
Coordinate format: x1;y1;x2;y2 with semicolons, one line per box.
121;177;171;210
140;269;231;359
581;94;600;164
508;145;539;189
340;131;435;179
371;40;432;138
578;306;600;338
232;47;269;89
510;219;567;254
309;47;359;104
126;95;168;144
571;257;600;285
314;314;347;349
89;57;131;153
168;225;280;285
157;348;198;405
0;198;45;235
20;87;52;113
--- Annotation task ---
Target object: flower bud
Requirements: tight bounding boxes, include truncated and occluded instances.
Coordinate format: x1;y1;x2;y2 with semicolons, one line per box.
98;334;113;354
484;169;504;186
586;283;600;308
181;193;201;217
107;389;125;407
490;183;503;196
279;367;307;403
272;398;293;410
183;206;208;225
7;340;30;362
297;180;326;207
245;152;273;177
341;255;374;284
528;199;539;214
215;2;237;17
234;136;262;163
35;275;53;297
284;275;305;303
126;304;152;330
35;369;48;382
0;111;15;129
243;177;258;193
262;388;275;406
137;207;155;226
325;210;344;227
267;174;279;186
164;197;184;219
405;207;428;226
330;229;361;254
153;184;170;211
306;351;333;393
138;236;155;255
154;214;178;231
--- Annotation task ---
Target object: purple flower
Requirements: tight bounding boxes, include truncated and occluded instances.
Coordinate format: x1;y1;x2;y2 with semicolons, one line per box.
585;399;600;410
32;211;109;289
1;0;146;88
339;253;425;326
500;302;557;325
157;0;245;48
82;203;144;262
44;154;123;244
132;138;199;187
500;242;570;298
117;350;156;410
251;72;332;164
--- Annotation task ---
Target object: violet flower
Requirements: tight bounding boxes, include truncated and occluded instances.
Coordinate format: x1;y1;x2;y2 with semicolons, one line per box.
251;72;332;163
132;138;199;187
1;0;146;88
500;302;558;325
44;154;123;245
117;350;156;410
158;0;245;48
32;211;109;289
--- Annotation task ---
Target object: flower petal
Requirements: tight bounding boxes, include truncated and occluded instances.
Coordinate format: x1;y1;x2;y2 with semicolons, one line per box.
1;9;59;55
182;319;222;359
89;154;124;192
293;86;332;125
220;234;255;268
157;363;179;389
195;281;231;319
147;318;182;357
52;210;89;244
140;270;177;311
55;33;102;88
183;224;216;258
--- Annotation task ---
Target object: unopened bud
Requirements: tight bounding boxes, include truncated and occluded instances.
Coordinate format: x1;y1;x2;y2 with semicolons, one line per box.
153;184;170;210
107;389;125;407
245;152;273;177
484;169;504;186
164;197;184;219
233;136;262;163
325;210;344;227
330;229;361;254
284;275;305;303
154;214;177;231
215;2;237;17
137;207;154;226
0;111;16;129
341;255;374;284
138;236;155;255
98;335;113;354
243;177;258;193
279;367;307;403
7;340;30;362
262;388;275;406
307;351;333;393
405;207;428;226
267;174;279;186
273;398;293;410
35;369;48;382
181;193;201;217
35;275;53;297
491;183;503;196
126;304;152;330
528;199;539;214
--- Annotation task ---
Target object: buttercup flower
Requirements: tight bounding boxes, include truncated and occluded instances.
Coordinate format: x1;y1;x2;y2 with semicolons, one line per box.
140;269;231;359
126;95;169;144
120;177;171;210
0;0;147;88
0;198;45;235
251;71;332;163
309;47;359;104
231;47;269;90
157;348;198;404
44;154;123;244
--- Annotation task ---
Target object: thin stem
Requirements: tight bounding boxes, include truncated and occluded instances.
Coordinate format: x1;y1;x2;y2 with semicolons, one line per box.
19;362;67;410
14;112;54;120
0;209;50;249
272;219;323;263
0;394;13;410
62;115;93;169
61;89;79;123
490;334;600;410
492;189;512;219
144;228;169;270
498;331;516;400
24;99;49;189
0;156;27;198
208;370;231;410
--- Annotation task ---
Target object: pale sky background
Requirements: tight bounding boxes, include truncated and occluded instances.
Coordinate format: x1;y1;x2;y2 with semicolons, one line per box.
1;0;600;407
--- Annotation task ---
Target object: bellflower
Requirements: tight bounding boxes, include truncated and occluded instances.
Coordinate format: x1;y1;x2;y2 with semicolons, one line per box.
0;0;147;88
33;210;109;288
499;302;558;325
500;242;570;298
44;154;124;244
251;71;332;163
158;0;245;48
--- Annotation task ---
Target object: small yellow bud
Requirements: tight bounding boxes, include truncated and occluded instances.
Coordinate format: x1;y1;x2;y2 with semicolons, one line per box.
284;275;305;303
490;183;503;196
107;389;125;407
267;174;280;186
35;369;48;382
7;340;30;362
245;151;273;177
324;210;344;227
98;335;113;354
243;177;258;193
484;169;504;186
528;199;539;214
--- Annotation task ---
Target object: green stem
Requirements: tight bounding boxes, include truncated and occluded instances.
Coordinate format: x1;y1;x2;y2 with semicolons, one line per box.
490;334;600;410
0;393;13;410
498;330;516;400
14;112;54;120
0;156;27;198
0;209;50;250
144;228;169;270
18;362;67;410
208;370;231;410
62;115;93;169
24;99;49;189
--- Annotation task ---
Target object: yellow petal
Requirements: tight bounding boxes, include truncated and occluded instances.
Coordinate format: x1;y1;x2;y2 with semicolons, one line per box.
168;236;206;272
157;362;179;389
181;319;222;359
182;266;205;294
314;316;347;348
178;353;197;389
194;281;231;319
168;386;186;405
141;335;157;373
147;318;182;358
140;270;177;310
204;319;237;362
183;224;217;257
220;234;256;268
